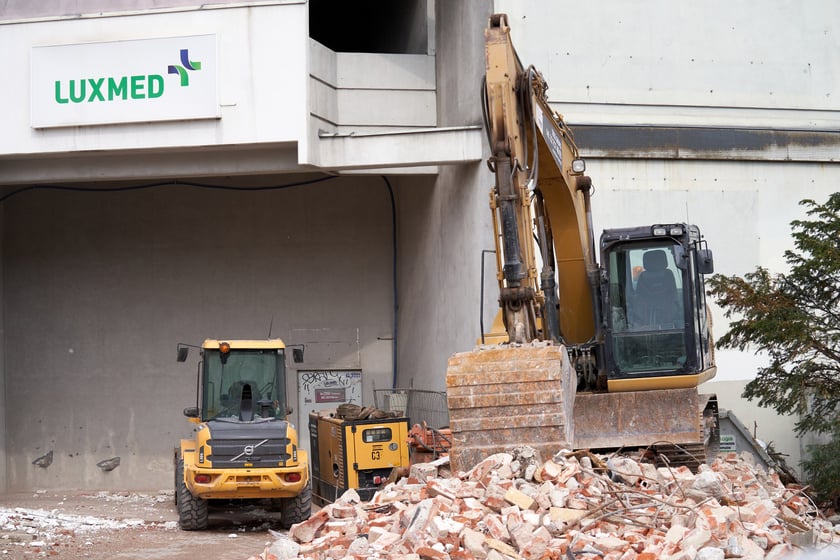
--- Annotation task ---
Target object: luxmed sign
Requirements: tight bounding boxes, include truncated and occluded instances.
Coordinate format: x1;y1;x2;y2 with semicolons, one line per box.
31;35;218;128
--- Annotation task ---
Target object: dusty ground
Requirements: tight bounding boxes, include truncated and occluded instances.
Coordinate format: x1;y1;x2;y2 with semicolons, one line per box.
0;490;294;559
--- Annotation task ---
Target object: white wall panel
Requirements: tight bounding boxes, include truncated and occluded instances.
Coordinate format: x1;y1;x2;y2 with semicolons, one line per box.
336;90;437;128
493;1;839;131
494;1;838;113
335;53;435;90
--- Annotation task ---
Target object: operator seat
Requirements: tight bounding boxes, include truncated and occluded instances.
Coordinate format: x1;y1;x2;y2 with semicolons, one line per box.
226;381;261;421
633;249;679;327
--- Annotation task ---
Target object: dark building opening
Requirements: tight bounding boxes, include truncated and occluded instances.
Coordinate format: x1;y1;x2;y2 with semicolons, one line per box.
309;0;429;54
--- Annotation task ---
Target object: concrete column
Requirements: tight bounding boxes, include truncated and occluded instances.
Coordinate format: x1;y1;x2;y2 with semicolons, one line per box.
393;1;495;393
0;207;6;493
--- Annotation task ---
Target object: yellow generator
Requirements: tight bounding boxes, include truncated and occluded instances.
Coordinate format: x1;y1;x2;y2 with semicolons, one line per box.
309;409;409;504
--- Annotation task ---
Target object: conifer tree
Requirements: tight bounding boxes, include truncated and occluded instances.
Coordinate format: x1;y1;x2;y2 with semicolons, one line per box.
707;192;840;505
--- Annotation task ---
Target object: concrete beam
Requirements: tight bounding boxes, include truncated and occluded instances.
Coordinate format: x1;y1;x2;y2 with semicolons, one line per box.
315;126;484;171
574;125;840;162
0;143;302;185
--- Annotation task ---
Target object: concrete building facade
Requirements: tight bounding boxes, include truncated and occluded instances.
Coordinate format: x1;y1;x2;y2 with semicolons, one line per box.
0;0;837;491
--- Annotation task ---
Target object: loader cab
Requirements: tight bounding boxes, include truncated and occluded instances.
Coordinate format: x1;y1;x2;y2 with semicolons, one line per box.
600;224;716;391
180;339;290;422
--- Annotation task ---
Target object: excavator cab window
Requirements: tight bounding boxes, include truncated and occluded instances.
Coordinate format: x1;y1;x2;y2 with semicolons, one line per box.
201;349;286;421
606;243;688;375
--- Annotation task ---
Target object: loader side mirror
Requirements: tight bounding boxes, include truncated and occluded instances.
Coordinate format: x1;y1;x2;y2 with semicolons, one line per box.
177;346;189;362
183;407;199;418
291;347;304;363
697;249;714;275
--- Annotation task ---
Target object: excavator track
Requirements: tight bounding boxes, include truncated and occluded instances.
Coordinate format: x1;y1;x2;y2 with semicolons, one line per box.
646;404;720;469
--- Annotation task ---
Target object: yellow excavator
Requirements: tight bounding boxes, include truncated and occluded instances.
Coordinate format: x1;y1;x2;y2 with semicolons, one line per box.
446;14;718;471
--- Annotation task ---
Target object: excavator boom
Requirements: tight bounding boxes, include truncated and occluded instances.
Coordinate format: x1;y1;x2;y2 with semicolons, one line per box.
483;13;597;346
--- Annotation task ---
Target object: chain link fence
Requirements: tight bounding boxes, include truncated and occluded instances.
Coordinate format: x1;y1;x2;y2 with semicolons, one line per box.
373;387;449;430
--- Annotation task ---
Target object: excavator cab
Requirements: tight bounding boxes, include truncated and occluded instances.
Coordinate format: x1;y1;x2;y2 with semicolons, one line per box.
600;223;716;392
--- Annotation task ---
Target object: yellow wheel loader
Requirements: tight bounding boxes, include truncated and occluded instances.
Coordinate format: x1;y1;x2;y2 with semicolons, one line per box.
175;339;310;530
446;15;719;471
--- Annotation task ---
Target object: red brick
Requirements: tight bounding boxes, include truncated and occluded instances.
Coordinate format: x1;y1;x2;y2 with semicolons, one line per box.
289;509;329;543
416;546;450;560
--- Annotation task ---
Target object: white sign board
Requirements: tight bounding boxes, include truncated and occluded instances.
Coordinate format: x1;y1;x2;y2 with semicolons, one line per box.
719;434;737;453
31;34;218;128
297;370;363;457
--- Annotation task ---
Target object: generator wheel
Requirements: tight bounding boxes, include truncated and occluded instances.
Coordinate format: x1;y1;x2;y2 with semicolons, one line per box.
176;459;209;530
280;479;312;529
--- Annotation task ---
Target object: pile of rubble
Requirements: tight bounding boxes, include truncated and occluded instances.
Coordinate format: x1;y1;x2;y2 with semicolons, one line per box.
256;448;839;560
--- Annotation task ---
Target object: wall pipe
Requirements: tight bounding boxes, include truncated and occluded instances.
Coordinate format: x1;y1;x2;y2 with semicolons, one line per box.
381;176;398;389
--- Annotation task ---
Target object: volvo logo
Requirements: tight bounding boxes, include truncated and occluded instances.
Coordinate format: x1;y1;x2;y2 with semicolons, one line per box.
231;439;269;462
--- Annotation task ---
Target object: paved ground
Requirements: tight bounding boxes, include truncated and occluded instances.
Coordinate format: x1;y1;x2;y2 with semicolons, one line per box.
0;490;293;559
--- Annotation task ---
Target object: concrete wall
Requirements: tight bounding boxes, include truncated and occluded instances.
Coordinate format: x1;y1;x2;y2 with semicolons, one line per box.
0;0;486;492
494;0;839;125
2;175;394;491
391;1;495;393
4;0;836;493
0;0;263;20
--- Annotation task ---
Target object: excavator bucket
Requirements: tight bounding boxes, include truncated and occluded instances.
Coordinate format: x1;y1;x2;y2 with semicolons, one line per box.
445;343;576;472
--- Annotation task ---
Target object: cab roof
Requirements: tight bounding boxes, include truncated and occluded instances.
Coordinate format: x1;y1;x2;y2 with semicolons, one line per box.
202;338;286;350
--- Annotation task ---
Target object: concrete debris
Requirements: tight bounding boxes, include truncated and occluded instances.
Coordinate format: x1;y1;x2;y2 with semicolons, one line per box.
96;456;121;471
0;491;176;555
31;451;53;469
259;450;839;559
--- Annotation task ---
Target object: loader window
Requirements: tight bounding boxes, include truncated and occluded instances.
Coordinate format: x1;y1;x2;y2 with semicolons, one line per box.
202;349;286;421
607;243;688;374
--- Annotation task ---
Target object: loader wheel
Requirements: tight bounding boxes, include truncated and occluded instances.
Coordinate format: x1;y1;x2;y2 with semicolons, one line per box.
173;458;179;506
176;459;209;530
280;479;312;529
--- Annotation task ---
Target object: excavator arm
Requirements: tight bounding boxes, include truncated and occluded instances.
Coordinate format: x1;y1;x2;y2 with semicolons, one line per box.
483;14;599;346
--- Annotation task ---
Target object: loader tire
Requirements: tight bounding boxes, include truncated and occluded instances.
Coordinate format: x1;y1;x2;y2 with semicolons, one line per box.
176;459;209;530
280;479;312;529
173;457;179;506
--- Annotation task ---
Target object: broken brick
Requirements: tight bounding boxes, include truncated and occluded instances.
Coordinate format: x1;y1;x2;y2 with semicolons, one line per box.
272;448;838;560
503;488;536;511
288;509;329;543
